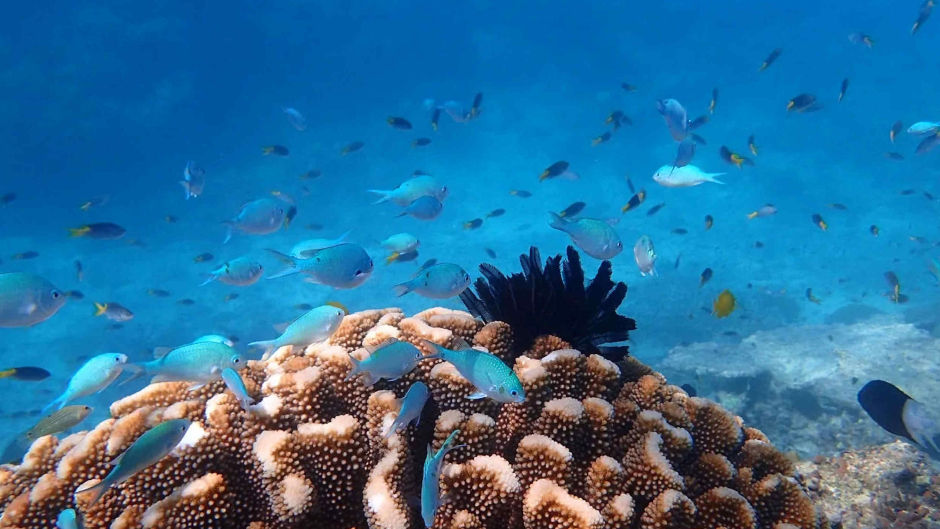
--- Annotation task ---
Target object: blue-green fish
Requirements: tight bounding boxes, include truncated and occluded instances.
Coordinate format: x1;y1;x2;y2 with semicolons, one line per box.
222;197;286;244
397;196;443;220
75;418;191;505
346;338;423;386
421;429;462;528
248;304;345;356
385;381;429;438
369;175;448;207
131;341;242;386
289;231;351;258
56;508;83;529
392;263;470;299
221;367;254;411
200;257;264;286
266;243;373;289
0;272;66;328
44;353;129;414
424;341;525;403
549;213;623;259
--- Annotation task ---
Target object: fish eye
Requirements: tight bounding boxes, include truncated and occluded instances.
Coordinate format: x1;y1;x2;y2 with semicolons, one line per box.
617;242;623;248
51;290;61;299
510;390;518;396
232;356;241;364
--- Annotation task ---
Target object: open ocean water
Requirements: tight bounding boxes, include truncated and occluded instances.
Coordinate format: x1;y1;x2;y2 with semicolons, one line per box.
1;0;938;470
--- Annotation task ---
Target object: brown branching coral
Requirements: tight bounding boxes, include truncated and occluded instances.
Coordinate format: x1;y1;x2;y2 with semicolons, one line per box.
0;307;824;529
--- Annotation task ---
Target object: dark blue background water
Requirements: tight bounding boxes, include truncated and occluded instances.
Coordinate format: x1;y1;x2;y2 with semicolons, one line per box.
1;0;938;448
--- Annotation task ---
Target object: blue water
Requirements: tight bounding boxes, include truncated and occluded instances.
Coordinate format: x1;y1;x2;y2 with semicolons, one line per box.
1;1;938;450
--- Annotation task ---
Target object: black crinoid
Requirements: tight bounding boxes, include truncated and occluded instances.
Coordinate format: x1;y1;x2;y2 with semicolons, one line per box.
459;245;636;361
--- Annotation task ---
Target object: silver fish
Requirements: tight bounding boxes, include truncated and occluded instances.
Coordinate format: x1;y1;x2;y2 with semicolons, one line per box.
222;198;286;244
201;257;264;286
633;235;657;276
27;405;93;440
548;213;622;259
0;273;66;328
656;98;689;141
180;160;206;200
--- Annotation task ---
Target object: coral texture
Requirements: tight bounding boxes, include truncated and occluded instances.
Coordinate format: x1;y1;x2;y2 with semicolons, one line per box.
0;308;823;529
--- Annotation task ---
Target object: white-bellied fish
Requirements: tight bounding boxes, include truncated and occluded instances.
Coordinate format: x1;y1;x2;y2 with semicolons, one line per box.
266;243;373;289
283;107;307;131
44;353;129;413
0;273;65;327
369;175;448;207
397;196;443;220
347;338;424;386
424;340;524;403
393;263;470;298
180;161;205;200
385;381;429;438
633;235;657;276
221;367;254;411
652;164;725;187
131;341;242;386
26;405;93;440
75;418;192;505
289;231;351;259
382;233;420;264
656;98;688;141
549;213;622;259
222;198;286;244
747;204;778;219
422;429;462;528
248;304;346;357
201;257;264;287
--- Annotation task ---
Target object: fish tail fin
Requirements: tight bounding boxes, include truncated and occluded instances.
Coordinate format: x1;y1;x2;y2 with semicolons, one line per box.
94;302;108;316
368;189;392;204
75;478;110;506
41;393;69;415
198;274;217;287
119;363;146;386
746;211;758;220
221;221;236;244
247;340;276;356
265;249;300;279
68;227;89;237
344;354;361;381
392;280;414;297
548;212;568;230
705;173;726;184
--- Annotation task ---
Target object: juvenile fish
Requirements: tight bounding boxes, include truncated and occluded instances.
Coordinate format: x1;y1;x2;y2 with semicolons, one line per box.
539;161;578;181
347;338;424;386
463;218;483;230
747;204;777;219
811;213;828;231
912;0;934;35
549;213;622;259
381;233;420;264
700;268;713;287
633;235;657;276
180;160;205;200
68;222;126;240
222;198;286;243
719;146;754;168
748;135;759;156
621;190;646;213
266;244;373;289
558;201;585;218
393;263;471;299
261;145;289;156
369;175;448;206
93;302;134;322
891;121;903;143
75;260;83;282
709;88;718;114
221;367;254;411
0;366;50;381
385;381;429;438
412;138;431;147
839;78;849;102
11;251;38;260
424;341;524;403
759;48;782;71
341;141;365;155
76;418;191;505
509;189;532;198
712;290;736;318
194;252;214;263
0;193;15;206
43;353;129;413
848;32;874;47
387;116;413;129
397;196;443;220
248;305;346;357
283;107;307;131
592;131;612;146
704;215;714;230
486;208;505;218
787;93;820;113
647;203;666;216
26;405;93;440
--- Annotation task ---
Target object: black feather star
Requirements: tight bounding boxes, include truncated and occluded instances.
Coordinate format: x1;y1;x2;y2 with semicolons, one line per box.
459;246;636;361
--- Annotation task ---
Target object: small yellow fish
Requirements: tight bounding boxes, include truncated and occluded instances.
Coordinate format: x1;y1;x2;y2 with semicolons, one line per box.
712;290;736;318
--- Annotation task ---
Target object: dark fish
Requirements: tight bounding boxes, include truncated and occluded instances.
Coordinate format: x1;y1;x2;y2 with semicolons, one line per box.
605;110;631;128
806;288;822;304
857;380;940;458
11;251;38;260
283;205;298;229
295;303;313;311
900;189;917;195
0;366;50;381
890;121;904;143
848;32;875;48
392;250;419;263
539;161;570;181
811;213;828;231
759;48;782;71
509;189;532;198
620;82;638;92
74;260;83;282
672;228;688;235
341;141;365;155
177;298;196;306
94;302;134;322
431;108;441;131
224;293;239;302
68;222;126;240
688;115;709;130
827;203;848;210
469;92;483;119
674;254;681;269
65;290;84;300
621;190;646;213
486;208;505;218
884;271;904;303
387;116;413;130
787;93;819;112
870;225;879;237
193;253;214;263
485;248;497;258
419;259;438;271
412;138;432;147
672;140;695;168
838;78;849;102
885;152;904;160
754;241;764;248
300;169;322;179
912;0;934;35
700;268;713;287
305;223;323;231
164;215;178;223
558;201;586;218
748;135;758;156
626;177;635;194
592;131;612;146
915;133;940;154
646;203;666;216
0;193;15;206
925;191;935;200
719;146;754;168
463;218;483;230
690;133;707;145
261;145;289;156
704;215;714;230
680;383;698;397
709;88;718;114
147;289;171;298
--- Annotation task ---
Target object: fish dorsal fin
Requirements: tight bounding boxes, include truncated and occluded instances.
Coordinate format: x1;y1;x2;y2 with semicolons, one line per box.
110;452;126;467
152;347;172;359
451;338;473;351
365;338;399;355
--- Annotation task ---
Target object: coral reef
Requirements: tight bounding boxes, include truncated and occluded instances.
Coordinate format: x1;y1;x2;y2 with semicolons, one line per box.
796;441;940;529
459;246;637;361
0;307;822;529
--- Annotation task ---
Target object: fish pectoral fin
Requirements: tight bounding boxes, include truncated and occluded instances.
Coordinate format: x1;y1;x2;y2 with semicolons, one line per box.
109;452;125;467
466;391;487;400
187;383;206;391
